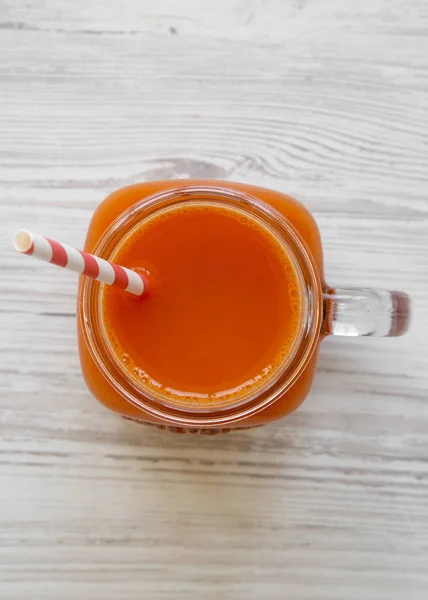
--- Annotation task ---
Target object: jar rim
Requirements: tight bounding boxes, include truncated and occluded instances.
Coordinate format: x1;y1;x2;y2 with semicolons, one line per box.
80;185;323;427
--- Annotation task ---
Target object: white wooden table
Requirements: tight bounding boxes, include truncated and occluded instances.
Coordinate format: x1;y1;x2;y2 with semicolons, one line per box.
1;1;427;598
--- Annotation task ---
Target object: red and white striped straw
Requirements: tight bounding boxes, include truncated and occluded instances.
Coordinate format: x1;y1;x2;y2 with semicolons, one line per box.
12;229;149;297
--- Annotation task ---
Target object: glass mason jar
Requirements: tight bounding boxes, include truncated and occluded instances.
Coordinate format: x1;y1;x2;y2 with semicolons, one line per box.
77;181;411;433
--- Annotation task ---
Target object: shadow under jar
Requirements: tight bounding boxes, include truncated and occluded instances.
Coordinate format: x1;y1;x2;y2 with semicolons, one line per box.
77;181;411;433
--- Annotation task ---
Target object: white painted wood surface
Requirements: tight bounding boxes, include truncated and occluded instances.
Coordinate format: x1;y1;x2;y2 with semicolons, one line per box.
1;1;427;598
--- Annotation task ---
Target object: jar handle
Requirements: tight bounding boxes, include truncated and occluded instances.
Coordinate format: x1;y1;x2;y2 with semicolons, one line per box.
322;288;411;337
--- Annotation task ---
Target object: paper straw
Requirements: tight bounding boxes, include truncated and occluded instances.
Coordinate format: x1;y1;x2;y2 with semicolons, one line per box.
12;229;149;297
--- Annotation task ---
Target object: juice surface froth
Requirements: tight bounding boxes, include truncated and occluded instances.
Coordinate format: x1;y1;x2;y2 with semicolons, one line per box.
101;202;303;406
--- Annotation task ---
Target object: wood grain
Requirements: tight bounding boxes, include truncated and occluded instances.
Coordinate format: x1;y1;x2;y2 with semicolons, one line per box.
1;1;427;598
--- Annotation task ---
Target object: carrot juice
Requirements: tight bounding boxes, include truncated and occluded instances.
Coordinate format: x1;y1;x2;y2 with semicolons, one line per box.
101;202;301;406
12;181;410;431
78;180;324;431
